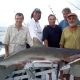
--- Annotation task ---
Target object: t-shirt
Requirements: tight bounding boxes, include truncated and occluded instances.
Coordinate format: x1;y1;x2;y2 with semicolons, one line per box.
42;25;62;47
60;26;80;49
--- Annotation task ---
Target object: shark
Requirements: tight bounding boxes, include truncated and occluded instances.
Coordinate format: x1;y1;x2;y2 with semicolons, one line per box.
0;47;80;80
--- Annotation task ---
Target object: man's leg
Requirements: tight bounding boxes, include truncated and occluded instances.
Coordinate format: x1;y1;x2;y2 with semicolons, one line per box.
63;74;70;80
59;65;70;80
59;71;70;80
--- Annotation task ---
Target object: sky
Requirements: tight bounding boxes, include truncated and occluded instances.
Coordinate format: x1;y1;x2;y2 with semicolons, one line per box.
0;0;80;28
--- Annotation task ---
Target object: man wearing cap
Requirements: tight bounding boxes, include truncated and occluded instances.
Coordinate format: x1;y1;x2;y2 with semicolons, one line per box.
27;8;43;47
60;13;80;80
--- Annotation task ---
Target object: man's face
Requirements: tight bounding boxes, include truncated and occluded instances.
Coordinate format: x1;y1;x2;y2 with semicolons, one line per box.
67;16;77;26
48;15;56;26
15;15;24;26
63;11;71;21
33;12;41;21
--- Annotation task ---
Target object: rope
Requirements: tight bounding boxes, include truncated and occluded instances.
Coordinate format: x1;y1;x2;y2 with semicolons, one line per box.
48;5;59;24
65;0;80;10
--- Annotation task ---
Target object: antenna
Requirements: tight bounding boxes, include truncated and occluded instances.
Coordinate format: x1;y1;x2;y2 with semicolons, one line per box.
48;5;59;24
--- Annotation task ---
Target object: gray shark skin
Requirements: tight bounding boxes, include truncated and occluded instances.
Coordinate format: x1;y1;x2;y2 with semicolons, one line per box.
0;47;80;80
0;65;16;80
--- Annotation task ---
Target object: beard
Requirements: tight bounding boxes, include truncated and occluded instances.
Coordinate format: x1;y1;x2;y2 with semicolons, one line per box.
69;22;77;27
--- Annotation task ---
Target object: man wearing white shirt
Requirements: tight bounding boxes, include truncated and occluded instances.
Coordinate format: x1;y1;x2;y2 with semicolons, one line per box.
27;8;43;47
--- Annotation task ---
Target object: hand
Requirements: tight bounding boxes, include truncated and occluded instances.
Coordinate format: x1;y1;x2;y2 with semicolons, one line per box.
4;53;9;59
33;37;43;47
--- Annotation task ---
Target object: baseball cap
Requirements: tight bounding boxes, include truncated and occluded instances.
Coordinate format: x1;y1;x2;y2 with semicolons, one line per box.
67;13;77;17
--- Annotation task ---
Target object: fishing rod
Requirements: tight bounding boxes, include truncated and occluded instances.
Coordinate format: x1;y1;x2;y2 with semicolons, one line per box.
48;5;59;24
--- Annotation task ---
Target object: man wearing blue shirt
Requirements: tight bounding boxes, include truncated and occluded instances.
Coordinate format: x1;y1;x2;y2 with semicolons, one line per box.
59;7;80;31
59;8;71;30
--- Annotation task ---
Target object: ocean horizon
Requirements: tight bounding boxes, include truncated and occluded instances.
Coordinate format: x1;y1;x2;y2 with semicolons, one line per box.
0;27;7;43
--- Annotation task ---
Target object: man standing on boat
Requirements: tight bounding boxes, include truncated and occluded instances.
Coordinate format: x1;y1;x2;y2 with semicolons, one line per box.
3;13;30;59
27;8;43;47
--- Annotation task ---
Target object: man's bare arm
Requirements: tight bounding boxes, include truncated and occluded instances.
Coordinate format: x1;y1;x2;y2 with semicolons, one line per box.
4;44;9;59
44;39;48;47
